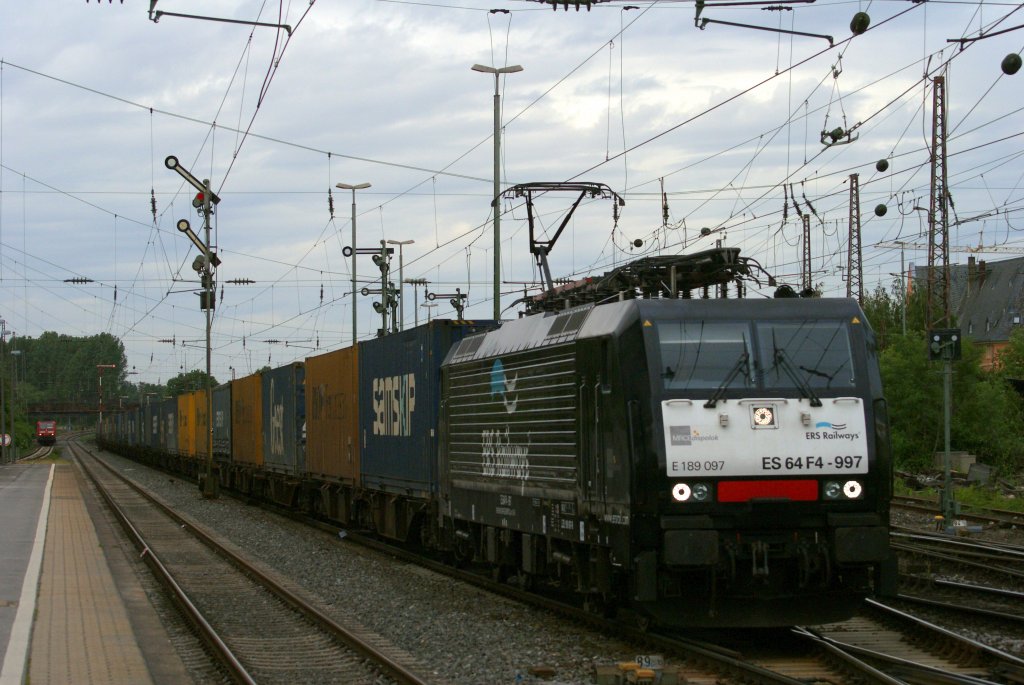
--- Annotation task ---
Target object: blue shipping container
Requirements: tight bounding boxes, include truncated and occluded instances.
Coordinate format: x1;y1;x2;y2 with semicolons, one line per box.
143;402;160;450
261;362;305;475
161;397;178;454
212;383;232;463
359;319;495;496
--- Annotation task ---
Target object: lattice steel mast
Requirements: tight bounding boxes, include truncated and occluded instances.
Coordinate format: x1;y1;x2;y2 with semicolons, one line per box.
847;173;863;302
926;75;951;327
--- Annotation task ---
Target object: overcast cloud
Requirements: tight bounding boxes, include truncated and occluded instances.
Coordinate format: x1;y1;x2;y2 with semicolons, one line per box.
0;0;1020;384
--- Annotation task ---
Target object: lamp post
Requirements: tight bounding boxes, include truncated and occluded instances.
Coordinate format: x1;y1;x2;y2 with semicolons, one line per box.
10;349;20;460
96;364;117;429
337;182;372;345
406;278;428;327
421;302;438;322
472;63;522;320
386;240;414;330
0;320;6;462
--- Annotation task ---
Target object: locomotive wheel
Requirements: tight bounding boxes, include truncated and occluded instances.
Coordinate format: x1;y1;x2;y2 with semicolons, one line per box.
513;572;533;591
583;595;616;620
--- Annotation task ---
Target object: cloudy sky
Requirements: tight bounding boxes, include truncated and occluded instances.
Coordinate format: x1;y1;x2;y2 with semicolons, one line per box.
0;0;1020;386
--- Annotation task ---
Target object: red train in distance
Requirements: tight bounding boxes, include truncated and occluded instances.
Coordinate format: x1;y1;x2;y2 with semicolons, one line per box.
35;420;56;446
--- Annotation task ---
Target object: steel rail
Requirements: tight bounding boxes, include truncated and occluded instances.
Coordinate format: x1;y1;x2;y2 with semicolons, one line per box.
75;440;438;685
70;442;255;685
867;598;1024;676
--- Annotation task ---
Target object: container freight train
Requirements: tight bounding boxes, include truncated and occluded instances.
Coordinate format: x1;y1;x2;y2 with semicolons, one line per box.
35;420;57;446
98;249;894;628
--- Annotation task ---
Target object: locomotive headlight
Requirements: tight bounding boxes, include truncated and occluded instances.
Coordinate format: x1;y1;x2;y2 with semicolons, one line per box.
824;480;863;500
692;483;710;502
672;483;692;502
843;480;863;499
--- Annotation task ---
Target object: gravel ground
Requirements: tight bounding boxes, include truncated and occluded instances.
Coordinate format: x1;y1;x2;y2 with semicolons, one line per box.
95;448;658;685
891;501;1024;658
97;444;1024;684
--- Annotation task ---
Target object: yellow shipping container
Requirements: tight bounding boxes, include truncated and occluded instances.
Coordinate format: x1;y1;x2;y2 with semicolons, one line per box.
177;392;196;457
231;373;263;467
305;346;360;485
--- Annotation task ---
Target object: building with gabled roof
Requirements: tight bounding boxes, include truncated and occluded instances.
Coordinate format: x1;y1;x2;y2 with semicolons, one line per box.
915;255;1024;369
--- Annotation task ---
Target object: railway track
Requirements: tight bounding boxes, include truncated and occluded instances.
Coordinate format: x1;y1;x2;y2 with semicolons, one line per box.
892;494;1024;531
83;440;1024;684
285;495;1024;684
893;530;1024;585
897;575;1024;627
18;444;53;460
69;440;444;685
809;599;1024;683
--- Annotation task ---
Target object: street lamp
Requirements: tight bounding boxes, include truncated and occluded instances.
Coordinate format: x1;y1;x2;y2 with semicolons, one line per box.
0;320;7;461
421;302;438;323
472;63;523;320
337;182;372;345
96;364;117;429
406;278;428;327
9;349;19;460
386;239;414;330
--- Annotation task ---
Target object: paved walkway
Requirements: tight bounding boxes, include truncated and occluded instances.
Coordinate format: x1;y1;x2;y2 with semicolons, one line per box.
29;464;154;684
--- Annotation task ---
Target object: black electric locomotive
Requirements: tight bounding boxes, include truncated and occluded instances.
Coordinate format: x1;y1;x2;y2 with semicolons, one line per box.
439;277;892;626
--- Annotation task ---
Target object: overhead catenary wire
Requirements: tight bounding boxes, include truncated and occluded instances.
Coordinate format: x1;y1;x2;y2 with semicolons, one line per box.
1;0;1021;381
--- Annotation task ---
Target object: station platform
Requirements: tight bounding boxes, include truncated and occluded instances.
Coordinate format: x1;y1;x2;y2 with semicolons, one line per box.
0;460;191;685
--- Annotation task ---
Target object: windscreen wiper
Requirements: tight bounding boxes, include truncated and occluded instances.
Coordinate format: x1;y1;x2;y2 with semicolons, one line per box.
774;349;822;407
703;352;750;408
799;364;836;386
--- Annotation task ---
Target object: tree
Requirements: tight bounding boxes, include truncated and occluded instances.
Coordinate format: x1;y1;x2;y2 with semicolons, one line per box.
166;370;218;396
995;328;1024;378
860;282;904;351
9;331;127;407
879;326;1024;475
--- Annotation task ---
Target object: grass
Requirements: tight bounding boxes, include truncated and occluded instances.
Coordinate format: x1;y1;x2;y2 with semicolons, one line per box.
894;478;1024;513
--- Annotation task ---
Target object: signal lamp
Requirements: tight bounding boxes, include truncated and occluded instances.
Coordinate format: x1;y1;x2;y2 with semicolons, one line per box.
1002;53;1022;76
850;11;870;34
